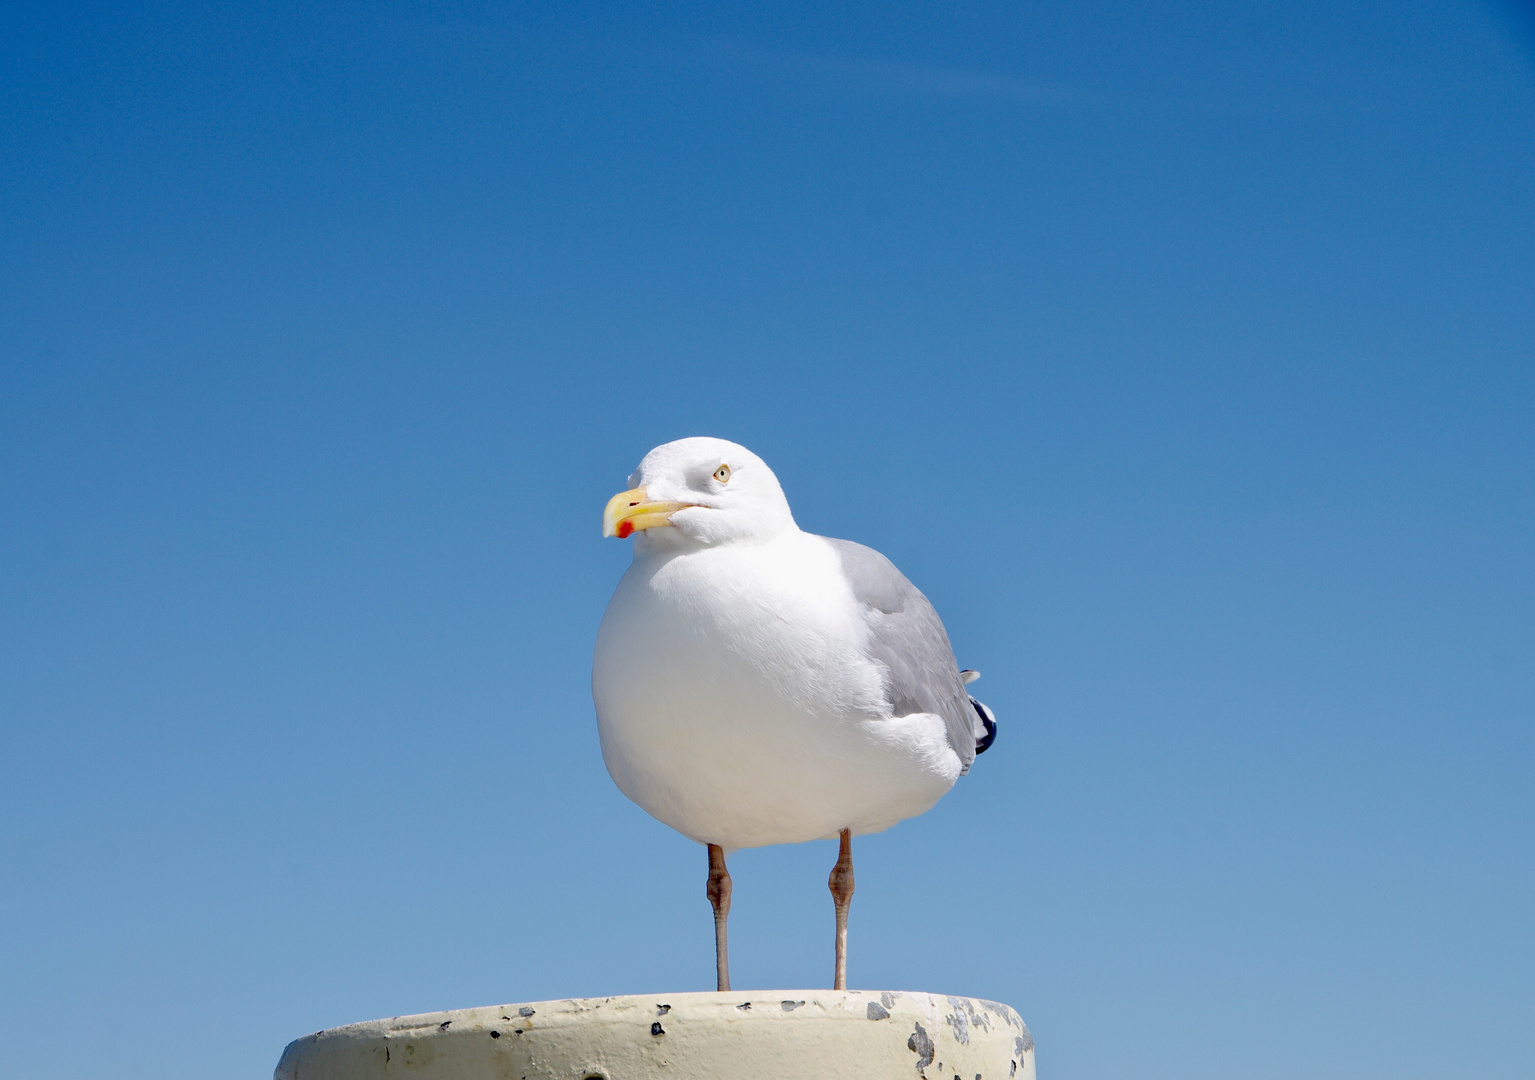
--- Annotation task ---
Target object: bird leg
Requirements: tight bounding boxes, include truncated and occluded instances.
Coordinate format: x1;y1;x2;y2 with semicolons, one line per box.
829;828;854;990
706;843;732;992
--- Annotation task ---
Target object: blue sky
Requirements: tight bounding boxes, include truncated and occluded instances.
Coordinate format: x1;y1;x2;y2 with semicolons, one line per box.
2;3;1532;1078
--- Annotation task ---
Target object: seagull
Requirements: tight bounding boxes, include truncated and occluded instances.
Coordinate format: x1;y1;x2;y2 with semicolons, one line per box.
592;437;996;992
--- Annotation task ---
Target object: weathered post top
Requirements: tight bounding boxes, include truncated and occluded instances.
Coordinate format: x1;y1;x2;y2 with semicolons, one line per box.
276;990;1035;1080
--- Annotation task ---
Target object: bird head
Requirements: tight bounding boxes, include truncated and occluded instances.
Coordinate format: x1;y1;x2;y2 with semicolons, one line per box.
602;437;797;549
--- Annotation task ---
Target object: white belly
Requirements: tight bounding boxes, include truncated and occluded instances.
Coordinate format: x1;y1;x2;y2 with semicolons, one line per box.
592;530;962;849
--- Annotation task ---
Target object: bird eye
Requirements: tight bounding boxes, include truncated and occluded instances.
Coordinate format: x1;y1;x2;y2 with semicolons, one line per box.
714;464;731;484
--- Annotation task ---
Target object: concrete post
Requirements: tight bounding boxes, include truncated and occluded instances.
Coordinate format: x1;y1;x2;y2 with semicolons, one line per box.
276;990;1035;1080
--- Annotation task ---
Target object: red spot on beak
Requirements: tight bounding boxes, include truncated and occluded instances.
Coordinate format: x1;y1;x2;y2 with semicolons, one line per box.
617;520;635;539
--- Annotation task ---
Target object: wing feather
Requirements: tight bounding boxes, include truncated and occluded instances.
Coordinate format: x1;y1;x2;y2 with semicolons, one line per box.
823;537;988;773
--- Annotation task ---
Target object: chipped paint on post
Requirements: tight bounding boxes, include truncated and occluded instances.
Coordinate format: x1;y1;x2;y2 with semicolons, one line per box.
275;991;1035;1080
907;1021;936;1070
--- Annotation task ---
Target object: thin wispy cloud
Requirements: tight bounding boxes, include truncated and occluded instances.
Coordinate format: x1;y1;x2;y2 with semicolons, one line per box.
647;34;1403;122
670;35;1091;107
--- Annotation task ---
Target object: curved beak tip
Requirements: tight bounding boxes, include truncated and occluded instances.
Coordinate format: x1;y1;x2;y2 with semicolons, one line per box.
601;487;644;538
603;486;691;538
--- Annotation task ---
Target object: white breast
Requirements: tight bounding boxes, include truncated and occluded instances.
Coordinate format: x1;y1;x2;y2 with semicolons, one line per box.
592;529;962;849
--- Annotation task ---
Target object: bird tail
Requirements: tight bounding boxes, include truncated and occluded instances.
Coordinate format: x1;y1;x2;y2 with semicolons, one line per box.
970;696;997;755
958;670;997;756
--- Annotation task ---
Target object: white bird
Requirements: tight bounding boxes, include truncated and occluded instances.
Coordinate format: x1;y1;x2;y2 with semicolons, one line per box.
592;437;996;991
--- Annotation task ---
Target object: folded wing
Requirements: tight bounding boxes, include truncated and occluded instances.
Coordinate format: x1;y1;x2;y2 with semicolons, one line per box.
824;537;996;773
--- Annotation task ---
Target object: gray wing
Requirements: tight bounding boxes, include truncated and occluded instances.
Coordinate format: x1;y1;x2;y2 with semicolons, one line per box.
824;537;989;774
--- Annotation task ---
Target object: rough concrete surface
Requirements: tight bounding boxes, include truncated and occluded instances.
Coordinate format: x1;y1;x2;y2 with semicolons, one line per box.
276;990;1036;1080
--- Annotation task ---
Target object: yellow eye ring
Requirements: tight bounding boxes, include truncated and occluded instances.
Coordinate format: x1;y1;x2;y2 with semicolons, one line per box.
714;464;731;484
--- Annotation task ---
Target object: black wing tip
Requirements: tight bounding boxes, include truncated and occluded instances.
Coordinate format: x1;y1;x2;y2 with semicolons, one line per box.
969;696;997;755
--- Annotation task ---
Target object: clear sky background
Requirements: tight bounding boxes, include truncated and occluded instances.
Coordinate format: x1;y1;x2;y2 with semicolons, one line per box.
2;3;1533;1078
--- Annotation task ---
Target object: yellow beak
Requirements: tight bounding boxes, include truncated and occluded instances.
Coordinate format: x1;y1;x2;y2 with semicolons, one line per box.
602;486;692;538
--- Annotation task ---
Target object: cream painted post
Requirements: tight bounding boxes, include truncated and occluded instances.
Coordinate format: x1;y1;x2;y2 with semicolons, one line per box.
276;990;1035;1080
